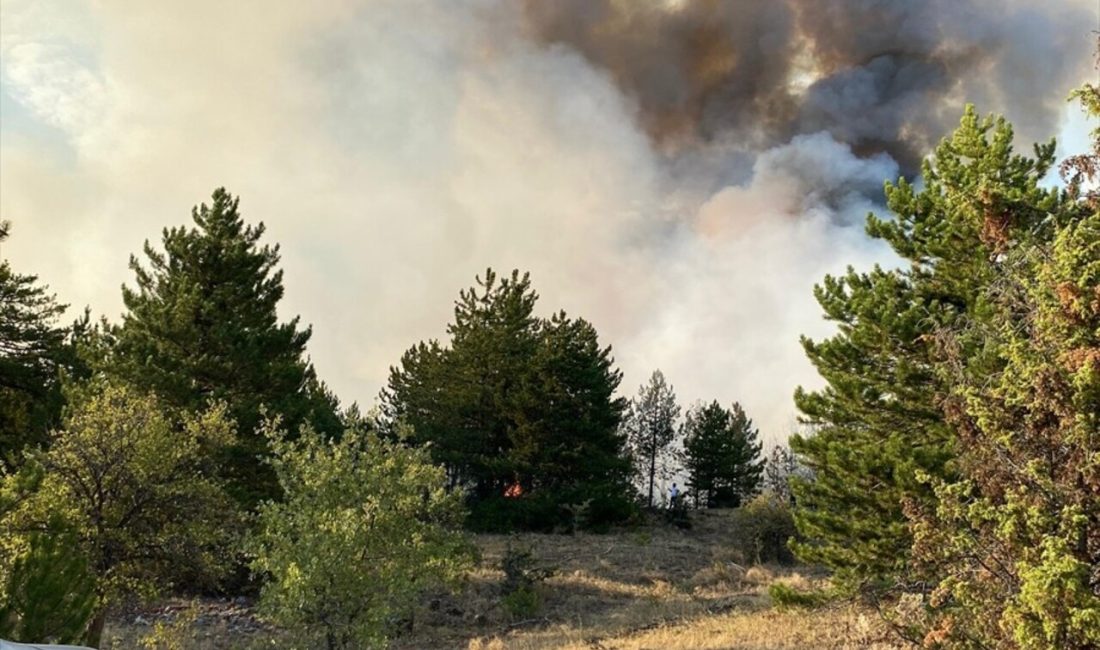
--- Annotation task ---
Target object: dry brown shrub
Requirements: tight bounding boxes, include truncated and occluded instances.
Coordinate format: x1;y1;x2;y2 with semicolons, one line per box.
743;565;775;585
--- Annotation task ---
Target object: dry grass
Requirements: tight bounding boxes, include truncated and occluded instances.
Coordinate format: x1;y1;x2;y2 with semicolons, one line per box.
400;510;900;649
105;510;903;649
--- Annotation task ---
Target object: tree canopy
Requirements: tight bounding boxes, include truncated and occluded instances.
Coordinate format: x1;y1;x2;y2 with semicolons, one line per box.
682;401;763;508
791;102;1098;646
0;223;70;462
0;382;239;645
621;369;681;508
110;188;341;506
383;269;633;531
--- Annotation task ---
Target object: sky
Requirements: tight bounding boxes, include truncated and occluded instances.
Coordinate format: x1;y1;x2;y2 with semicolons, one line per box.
1;0;1096;447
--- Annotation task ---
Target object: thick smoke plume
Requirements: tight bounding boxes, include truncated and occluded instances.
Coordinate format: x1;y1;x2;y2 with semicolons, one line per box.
1;0;1094;448
525;0;1089;172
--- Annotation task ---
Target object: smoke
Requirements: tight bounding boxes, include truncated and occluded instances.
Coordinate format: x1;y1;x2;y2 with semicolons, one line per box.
0;0;1093;446
524;0;1091;172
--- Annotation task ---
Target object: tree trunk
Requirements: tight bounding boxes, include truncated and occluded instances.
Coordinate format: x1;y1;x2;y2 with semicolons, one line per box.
647;448;656;509
85;607;107;648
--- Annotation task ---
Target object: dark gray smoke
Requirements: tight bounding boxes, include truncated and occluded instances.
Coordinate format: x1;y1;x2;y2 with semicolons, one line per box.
524;0;1095;172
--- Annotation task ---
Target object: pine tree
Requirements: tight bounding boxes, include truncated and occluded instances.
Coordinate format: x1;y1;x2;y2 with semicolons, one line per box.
791;106;1068;595
726;403;764;504
905;89;1100;648
383;269;633;530
0;521;96;644
908;203;1099;648
762;444;800;505
111;188;338;506
682;401;764;508
385;269;540;499
681;402;725;507
526;313;632;518
0;222;68;461
621;370;680;509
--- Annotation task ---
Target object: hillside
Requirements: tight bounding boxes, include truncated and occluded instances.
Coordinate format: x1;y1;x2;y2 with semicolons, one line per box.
105;510;902;649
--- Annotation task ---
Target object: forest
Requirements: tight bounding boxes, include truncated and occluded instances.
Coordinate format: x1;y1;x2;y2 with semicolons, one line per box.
1;88;1097;648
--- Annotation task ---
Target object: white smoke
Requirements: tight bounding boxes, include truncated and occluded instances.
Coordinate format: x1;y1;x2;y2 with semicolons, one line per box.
0;0;1092;446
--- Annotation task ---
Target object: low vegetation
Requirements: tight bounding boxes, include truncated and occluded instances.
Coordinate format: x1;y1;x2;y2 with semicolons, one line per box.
100;509;899;649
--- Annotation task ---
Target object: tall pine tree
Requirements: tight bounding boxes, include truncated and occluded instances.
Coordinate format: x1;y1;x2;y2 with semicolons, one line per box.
0;222;68;462
791;107;1072;596
111;188;339;506
682;401;763;508
621;370;681;509
526;312;632;514
904;88;1100;648
383;269;632;531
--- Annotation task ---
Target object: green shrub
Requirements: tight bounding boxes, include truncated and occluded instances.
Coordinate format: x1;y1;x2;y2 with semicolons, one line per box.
467;495;559;533
0;384;239;646
568;484;637;533
501;587;540;619
731;493;797;564
249;424;474;650
768;583;831;610
499;542;554;619
0;524;96;643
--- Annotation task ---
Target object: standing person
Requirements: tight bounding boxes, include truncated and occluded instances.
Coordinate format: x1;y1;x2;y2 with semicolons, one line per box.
668;483;680;507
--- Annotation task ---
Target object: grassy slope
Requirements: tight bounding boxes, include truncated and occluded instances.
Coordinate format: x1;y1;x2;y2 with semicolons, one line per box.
403;510;901;649
104;510;903;649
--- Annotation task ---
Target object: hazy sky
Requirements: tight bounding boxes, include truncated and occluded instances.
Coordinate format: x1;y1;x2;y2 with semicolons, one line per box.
1;0;1095;445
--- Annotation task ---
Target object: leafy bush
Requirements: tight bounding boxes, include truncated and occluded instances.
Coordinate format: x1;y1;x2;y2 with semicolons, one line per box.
730;493;797;564
0;382;240;646
249;423;474;649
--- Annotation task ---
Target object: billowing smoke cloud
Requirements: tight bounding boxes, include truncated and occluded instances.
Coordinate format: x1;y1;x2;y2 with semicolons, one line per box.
524;0;1090;172
1;0;1094;448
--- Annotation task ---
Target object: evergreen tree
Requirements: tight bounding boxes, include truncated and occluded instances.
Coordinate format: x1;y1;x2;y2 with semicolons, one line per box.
905;90;1100;648
385;269;540;498
621;370;680;508
791;107;1071;596
525;312;632;520
762;444;800;505
0;521;96;644
909;199;1099;649
111;188;339;506
682;401;764;508
383;269;633;530
726;403;764;503
0;222;68;461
